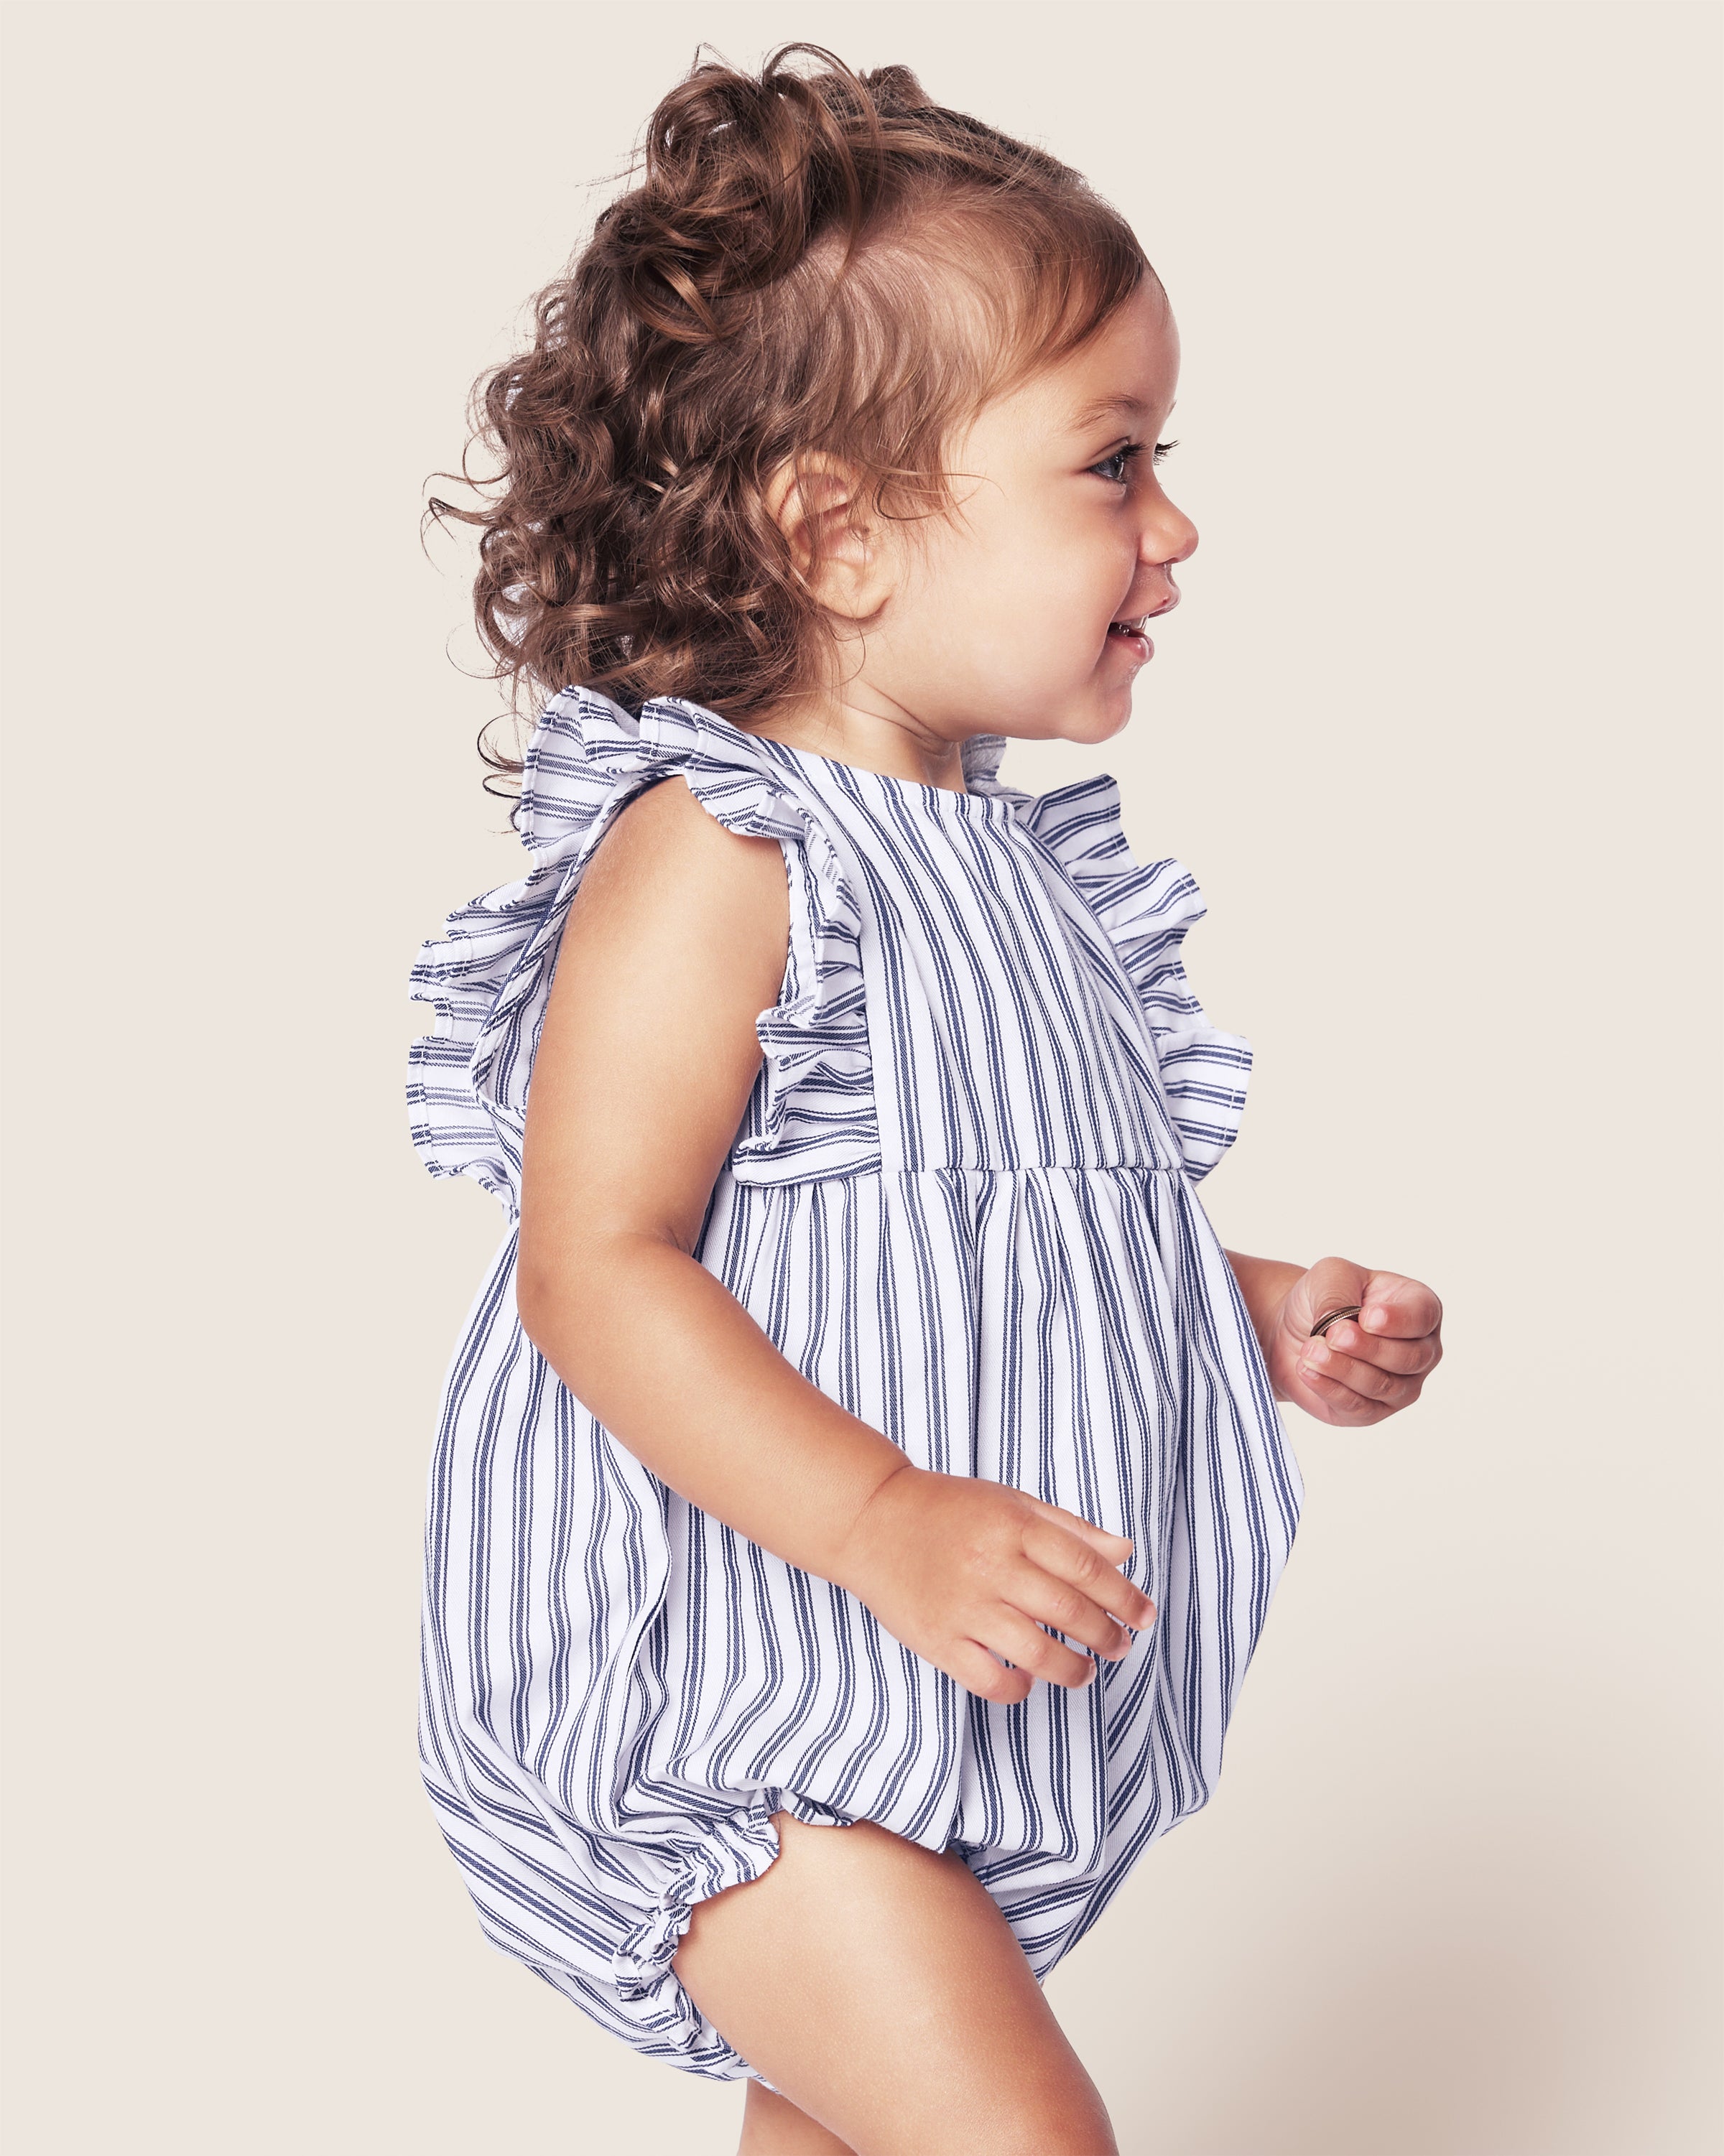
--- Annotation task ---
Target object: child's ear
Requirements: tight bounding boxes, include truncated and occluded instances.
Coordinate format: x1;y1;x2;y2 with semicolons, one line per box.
762;452;895;623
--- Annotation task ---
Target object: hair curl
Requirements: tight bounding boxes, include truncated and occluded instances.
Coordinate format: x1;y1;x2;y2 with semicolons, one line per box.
425;40;1153;796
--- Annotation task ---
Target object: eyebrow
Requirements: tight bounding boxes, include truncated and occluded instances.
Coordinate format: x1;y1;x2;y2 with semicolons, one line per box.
1065;394;1150;434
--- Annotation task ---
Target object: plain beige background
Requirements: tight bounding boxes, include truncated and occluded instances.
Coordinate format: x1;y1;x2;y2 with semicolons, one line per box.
4;3;1719;2152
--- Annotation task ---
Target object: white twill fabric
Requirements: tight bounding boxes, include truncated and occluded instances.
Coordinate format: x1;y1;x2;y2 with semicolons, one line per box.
407;687;1303;2081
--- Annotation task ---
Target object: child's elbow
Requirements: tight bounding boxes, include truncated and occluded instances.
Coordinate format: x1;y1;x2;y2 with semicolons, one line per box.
514;1225;588;1356
514;1216;628;1361
516;1203;687;1365
514;1260;555;1355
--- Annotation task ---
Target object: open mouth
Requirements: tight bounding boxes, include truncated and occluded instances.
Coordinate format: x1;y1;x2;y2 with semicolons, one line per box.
1107;619;1146;637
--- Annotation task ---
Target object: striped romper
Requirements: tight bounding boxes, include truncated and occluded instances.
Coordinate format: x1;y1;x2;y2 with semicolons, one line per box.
407;686;1303;2081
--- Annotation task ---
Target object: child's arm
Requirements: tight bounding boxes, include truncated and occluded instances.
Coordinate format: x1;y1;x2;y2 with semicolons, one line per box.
516;777;1157;1706
1225;1247;1444;1425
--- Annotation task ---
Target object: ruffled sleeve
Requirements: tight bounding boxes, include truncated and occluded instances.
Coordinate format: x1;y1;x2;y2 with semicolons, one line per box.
407;688;873;1214
1018;775;1252;1181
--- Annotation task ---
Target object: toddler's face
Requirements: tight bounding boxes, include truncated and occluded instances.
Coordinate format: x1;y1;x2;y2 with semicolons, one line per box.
875;280;1195;751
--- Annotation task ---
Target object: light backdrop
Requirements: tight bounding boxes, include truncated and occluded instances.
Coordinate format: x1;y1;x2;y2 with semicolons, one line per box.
3;5;1719;2152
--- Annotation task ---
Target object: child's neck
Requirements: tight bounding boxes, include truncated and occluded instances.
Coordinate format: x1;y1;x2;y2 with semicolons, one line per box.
743;689;971;795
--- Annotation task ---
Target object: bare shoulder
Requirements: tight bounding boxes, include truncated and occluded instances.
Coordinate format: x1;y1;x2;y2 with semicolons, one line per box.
560;772;791;1013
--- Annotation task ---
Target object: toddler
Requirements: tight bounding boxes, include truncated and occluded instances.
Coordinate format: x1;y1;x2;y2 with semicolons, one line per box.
408;42;1443;2156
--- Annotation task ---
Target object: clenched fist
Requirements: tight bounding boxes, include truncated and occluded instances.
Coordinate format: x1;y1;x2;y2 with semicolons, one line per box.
1268;1255;1444;1427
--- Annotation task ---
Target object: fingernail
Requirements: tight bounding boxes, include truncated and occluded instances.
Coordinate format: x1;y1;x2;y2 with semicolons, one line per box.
1307;1341;1333;1366
1298;1361;1318;1383
1364;1306;1389;1327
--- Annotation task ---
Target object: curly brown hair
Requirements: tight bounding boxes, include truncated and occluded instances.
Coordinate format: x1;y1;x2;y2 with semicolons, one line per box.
425;40;1153;795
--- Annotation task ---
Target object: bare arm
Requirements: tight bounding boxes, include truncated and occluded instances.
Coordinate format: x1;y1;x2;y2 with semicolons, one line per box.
516;776;1155;1701
1222;1249;1305;1366
516;775;902;1581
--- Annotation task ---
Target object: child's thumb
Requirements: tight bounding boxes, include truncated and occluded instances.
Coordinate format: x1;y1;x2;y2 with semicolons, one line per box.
1296;1253;1371;1334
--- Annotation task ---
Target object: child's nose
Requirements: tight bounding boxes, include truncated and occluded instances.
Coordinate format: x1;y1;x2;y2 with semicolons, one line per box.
1145;503;1198;569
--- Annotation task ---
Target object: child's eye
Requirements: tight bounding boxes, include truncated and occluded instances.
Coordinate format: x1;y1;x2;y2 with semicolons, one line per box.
1090;440;1180;485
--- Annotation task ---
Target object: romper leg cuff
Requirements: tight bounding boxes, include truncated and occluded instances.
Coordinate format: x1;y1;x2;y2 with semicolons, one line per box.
611;1788;853;2020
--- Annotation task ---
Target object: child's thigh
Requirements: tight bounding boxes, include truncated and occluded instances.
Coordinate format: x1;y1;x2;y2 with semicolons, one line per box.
673;1813;1117;2156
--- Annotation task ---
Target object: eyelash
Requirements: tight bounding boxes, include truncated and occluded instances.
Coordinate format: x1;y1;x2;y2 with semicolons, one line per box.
1093;440;1178;485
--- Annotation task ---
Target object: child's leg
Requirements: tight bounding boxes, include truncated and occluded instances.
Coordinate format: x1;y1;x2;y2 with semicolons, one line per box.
675;1812;1117;2156
738;2080;856;2154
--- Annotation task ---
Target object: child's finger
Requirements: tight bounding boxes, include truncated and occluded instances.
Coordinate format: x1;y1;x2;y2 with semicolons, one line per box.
1317;1319;1442;1377
1004;1561;1134;1661
945;1639;1035;1706
1021;1518;1158;1631
979;1609;1099;1690
1026;1497;1134;1561
1297;1336;1422;1409
1292;1367;1396;1423
1357;1274;1443;1339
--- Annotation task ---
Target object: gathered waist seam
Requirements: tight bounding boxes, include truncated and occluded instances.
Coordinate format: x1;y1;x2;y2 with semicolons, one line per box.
727;1160;1185;1186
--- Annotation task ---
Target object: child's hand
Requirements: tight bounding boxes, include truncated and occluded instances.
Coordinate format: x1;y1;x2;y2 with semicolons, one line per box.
832;1464;1158;1706
1269;1256;1444;1426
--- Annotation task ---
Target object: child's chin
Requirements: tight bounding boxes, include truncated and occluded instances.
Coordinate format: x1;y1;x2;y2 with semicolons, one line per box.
1095;674;1141;720
1060;702;1135;752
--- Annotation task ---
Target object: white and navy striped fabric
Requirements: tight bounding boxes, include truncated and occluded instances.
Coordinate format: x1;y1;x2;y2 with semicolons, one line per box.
408;687;1303;2081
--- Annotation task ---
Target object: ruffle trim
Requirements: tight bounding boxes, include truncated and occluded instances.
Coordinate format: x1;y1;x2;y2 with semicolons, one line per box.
407;689;873;1211
1019;775;1252;1181
611;1788;853;2055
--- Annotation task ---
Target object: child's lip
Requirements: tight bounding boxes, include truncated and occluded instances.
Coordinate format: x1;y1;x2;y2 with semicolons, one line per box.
1106;583;1178;661
1118;585;1181;628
